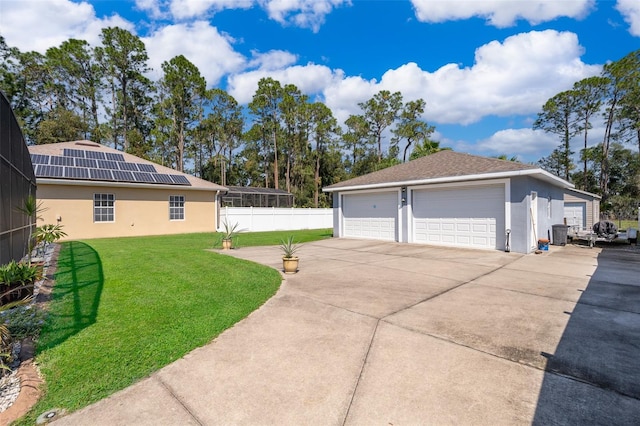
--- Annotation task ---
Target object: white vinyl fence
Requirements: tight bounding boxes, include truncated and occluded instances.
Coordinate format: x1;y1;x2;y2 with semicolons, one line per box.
218;207;333;233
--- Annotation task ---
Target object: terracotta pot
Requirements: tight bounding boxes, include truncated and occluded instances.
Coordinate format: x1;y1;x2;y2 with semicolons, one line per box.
282;256;299;274
222;238;232;250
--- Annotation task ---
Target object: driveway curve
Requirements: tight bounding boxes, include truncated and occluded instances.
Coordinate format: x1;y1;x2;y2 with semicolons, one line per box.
53;238;640;425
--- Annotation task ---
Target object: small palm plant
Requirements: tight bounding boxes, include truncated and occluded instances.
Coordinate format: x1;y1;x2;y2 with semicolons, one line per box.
279;236;300;274
279;236;300;259
220;220;240;249
16;195;48;264
34;224;67;258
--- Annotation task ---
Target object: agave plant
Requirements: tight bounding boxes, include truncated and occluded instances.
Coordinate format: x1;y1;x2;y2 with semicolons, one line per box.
221;219;240;240
279;236;300;259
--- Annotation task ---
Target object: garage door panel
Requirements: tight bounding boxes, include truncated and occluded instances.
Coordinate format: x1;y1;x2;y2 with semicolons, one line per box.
343;192;397;241
413;185;504;250
457;223;470;232
564;202;586;228
427;223;441;231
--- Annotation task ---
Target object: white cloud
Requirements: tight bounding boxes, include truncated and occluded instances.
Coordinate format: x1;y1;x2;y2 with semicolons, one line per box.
259;0;351;32
0;0;133;53
164;0;348;30
411;0;594;27
247;50;299;70
616;0;640;36
468;128;557;157
135;0;167;20
143;21;246;85
228;63;342;104
169;0;253;20
312;30;601;127
459;121;608;162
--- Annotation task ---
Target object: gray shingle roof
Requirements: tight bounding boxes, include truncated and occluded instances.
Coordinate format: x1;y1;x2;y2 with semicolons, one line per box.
324;151;559;191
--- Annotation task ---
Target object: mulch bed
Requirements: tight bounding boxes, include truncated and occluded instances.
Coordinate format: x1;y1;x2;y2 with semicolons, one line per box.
0;243;61;424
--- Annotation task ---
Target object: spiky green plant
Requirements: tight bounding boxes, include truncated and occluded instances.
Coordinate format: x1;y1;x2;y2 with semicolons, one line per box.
279;235;300;258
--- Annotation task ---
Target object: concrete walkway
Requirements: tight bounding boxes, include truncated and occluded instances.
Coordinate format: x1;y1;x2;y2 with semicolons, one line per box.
53;239;640;425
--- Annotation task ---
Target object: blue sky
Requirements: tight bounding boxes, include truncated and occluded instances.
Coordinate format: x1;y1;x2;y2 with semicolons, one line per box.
1;0;639;163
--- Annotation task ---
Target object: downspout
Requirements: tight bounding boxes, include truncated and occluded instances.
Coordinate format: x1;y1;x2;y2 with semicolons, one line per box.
215;190;220;232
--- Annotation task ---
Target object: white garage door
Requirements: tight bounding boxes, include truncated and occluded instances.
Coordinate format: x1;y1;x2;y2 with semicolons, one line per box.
564;202;586;228
342;192;397;241
412;185;505;250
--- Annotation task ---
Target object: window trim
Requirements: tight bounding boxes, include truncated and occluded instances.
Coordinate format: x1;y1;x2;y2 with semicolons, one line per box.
93;193;115;223
169;195;185;221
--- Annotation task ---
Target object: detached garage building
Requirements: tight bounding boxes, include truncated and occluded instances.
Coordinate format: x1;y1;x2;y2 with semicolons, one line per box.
29;141;227;240
564;188;601;231
323;151;572;254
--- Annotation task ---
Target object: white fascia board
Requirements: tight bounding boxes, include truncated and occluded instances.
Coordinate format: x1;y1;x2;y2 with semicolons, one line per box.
36;178;222;192
323;169;573;193
565;187;601;199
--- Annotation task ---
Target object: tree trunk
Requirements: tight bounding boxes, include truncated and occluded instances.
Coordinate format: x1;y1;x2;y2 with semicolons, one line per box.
600;102;617;197
122;77;128;151
314;154;320;208
403;139;413;163
272;126;279;189
583;118;588;190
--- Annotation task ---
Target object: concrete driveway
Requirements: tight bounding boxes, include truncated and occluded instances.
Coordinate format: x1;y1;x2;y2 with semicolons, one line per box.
54;238;640;425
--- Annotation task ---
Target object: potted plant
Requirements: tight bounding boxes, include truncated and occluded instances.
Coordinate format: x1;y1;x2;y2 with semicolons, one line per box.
279;236;300;274
220;220;240;250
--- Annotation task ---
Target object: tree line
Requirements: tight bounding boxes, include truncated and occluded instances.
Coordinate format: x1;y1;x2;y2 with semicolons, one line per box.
0;27;445;207
1;27;637;214
534;49;640;220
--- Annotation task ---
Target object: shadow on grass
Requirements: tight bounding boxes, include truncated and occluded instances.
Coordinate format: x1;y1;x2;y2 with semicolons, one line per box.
37;241;104;352
532;245;640;424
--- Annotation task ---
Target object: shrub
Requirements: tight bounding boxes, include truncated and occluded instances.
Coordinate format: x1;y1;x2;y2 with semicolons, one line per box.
1;304;46;341
0;261;40;306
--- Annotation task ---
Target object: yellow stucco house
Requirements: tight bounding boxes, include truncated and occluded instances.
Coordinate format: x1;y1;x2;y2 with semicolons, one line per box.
29;141;227;240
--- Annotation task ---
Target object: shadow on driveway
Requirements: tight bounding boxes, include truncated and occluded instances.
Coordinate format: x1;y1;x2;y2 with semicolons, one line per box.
36;241;104;351
533;245;640;424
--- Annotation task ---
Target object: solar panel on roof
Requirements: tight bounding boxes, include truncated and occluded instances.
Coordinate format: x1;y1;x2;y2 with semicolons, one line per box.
133;171;155;183
105;152;125;162
63;148;85;158
97;160;119;169
64;167;90;179
30;154;50;165
117;162;138;171
170;175;191;185
50;156;75;166
153;174;173;184
85;151;106;160
36;165;64;177
75;158;98;168
112;170;134;181
89;168;113;180
137;163;156;173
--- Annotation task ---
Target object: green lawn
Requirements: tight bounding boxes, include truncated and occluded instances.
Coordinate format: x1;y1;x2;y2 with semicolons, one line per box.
615;219;639;231
19;229;331;423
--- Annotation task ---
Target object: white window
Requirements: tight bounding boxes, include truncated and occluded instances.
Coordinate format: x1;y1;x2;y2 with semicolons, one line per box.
169;195;185;220
94;193;115;222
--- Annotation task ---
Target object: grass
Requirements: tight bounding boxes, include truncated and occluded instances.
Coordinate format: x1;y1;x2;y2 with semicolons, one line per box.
614;219;639;231
218;227;333;248
18;229;331;423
